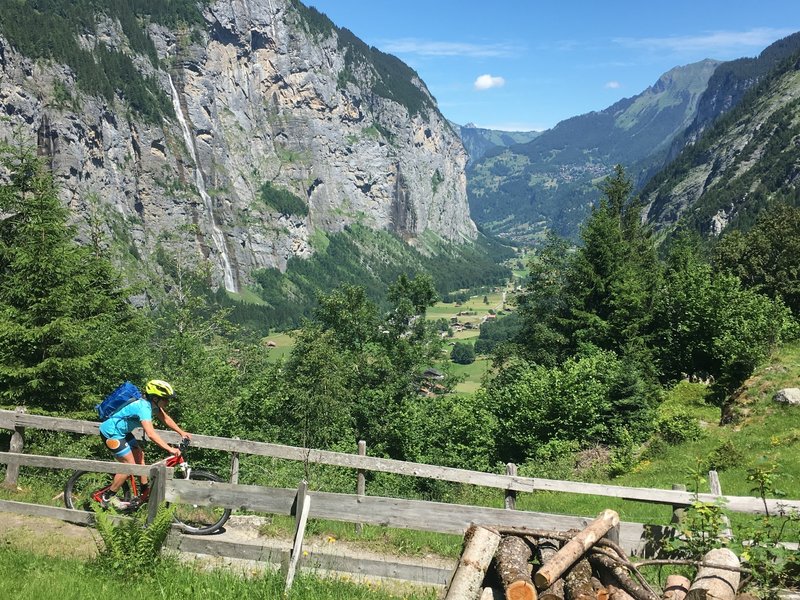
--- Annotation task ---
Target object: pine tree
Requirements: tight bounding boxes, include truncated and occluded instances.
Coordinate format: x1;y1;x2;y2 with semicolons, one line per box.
0;144;148;411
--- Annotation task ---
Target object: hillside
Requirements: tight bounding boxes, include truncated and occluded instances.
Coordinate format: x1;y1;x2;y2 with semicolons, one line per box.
451;122;541;165
641;48;800;237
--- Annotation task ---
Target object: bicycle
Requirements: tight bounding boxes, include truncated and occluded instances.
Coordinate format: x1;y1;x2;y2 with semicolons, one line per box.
63;437;231;535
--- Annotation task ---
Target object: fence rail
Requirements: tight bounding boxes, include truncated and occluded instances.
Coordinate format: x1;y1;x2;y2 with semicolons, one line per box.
1;409;796;515
1;408;797;588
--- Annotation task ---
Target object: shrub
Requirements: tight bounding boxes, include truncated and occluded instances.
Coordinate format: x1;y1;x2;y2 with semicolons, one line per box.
656;410;703;444
707;440;743;472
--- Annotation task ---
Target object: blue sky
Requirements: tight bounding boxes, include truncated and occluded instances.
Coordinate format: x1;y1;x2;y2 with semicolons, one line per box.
305;1;799;131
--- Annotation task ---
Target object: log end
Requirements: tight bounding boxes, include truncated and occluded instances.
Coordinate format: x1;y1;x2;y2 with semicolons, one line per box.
508;580;537;600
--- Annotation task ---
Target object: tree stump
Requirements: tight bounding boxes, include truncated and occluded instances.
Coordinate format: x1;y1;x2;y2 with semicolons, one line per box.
445;525;502;600
496;535;536;600
685;549;740;600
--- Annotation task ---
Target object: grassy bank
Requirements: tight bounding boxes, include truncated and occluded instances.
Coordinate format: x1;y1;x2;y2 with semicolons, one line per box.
0;543;437;600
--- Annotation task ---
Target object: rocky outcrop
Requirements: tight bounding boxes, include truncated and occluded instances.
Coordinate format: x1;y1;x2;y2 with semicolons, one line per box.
0;0;476;291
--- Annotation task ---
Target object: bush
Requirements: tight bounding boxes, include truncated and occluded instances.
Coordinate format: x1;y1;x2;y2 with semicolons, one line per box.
656;410;703;444
707;440;743;472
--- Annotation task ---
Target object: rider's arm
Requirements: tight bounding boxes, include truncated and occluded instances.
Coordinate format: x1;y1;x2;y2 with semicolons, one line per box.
153;404;191;440
140;420;179;455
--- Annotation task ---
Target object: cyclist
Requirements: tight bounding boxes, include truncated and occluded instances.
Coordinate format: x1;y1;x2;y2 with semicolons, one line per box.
96;379;191;508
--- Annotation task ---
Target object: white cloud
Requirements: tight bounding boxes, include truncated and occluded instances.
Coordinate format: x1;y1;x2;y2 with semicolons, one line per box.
614;27;798;57
605;81;621;89
474;74;506;91
380;38;522;58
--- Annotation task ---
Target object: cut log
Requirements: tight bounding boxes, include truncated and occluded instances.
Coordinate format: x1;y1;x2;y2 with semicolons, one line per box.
537;537;565;600
592;577;610;600
496;535;537;600
534;510;620;590
565;558;595;600
685;549;740;600
608;584;635;600
445;525;502;600
539;578;565;600
588;551;658;600
662;575;691;600
537;537;561;564
481;587;505;600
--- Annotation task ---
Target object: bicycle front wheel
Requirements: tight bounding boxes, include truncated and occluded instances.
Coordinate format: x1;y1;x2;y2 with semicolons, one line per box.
170;470;231;535
64;470;131;511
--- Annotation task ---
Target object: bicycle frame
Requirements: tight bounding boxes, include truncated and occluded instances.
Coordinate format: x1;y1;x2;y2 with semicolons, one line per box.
103;439;193;508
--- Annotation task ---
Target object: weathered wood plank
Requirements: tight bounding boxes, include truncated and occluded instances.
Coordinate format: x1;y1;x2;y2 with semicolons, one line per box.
165;479;652;553
0;498;94;525
170;535;455;585
0;452;158;477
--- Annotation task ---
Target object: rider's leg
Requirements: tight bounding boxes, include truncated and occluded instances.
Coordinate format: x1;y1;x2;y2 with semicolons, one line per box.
108;451;135;493
131;444;149;488
102;435;135;494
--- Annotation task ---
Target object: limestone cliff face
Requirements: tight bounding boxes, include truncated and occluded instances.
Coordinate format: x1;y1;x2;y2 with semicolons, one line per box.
0;0;476;291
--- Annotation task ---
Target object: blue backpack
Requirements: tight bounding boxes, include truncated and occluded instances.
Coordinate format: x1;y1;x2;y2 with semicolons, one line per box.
96;381;143;421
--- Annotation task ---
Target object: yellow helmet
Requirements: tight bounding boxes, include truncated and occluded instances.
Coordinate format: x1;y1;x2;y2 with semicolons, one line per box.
144;379;176;400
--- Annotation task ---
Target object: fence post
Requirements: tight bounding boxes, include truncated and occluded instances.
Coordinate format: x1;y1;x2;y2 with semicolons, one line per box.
505;462;517;510
671;483;686;524
355;440;366;534
1;406;26;490
229;436;240;485
708;470;733;539
146;463;167;525
285;479;311;593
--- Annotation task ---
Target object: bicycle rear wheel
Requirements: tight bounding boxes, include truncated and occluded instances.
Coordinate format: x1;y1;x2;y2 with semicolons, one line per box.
170;469;231;535
63;470;132;511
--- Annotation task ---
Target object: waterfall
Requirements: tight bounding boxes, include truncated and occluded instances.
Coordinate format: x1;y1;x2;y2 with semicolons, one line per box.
168;75;237;292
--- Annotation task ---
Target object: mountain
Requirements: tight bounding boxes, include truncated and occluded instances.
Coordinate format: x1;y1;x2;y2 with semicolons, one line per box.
0;0;477;295
450;121;541;165
640;45;800;238
665;32;800;162
467;60;721;243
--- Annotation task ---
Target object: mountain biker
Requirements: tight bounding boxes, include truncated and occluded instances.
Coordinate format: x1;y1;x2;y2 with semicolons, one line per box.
95;379;191;508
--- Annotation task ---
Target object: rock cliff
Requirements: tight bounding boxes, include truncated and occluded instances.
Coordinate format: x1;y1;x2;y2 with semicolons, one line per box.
0;0;476;291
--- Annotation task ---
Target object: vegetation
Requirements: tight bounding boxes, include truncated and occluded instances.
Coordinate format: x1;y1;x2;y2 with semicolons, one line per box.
0;0;205;122
247;224;512;330
0;544;437;600
258;181;309;217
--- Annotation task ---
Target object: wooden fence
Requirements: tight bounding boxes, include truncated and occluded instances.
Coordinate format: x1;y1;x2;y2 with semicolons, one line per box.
1;409;797;588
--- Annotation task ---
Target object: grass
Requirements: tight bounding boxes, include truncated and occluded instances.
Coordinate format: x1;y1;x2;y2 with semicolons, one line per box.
263;331;296;362
448;357;491;393
0;543;438;600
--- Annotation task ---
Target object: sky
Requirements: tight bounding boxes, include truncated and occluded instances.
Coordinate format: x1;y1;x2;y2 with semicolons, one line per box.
306;1;800;131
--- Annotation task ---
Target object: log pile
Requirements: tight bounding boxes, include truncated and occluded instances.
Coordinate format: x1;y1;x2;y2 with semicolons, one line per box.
444;511;749;600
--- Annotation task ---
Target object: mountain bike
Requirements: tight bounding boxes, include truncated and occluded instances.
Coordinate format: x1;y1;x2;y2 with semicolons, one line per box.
63;438;231;535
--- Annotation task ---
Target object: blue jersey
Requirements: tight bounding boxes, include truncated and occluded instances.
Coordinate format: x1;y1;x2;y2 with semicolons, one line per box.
98;398;153;439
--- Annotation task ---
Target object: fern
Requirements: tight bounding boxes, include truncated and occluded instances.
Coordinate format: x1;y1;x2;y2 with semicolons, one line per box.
92;503;175;575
